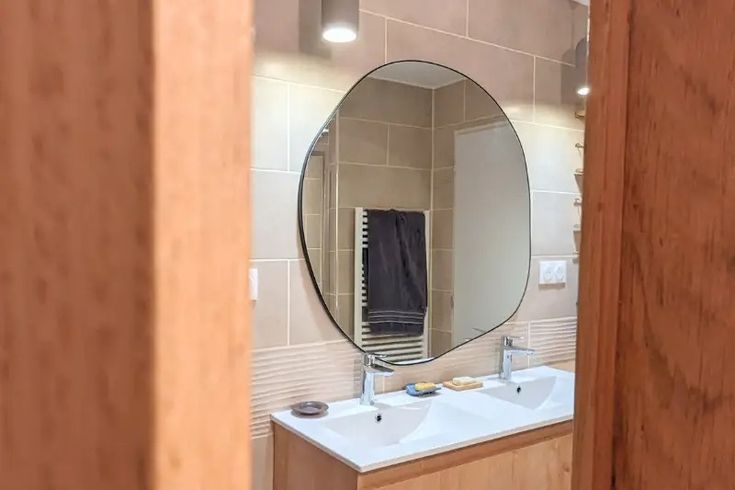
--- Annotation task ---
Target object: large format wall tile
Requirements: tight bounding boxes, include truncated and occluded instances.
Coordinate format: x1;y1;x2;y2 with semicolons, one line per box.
289;260;344;345
388;125;432;169
529;318;577;365
432;167;454;209
361;0;469;35
514;122;584;193
251;171;301;260
338;164;431;209
252;77;289;170
340;78;433;127
289;84;344;171
531;191;580;256
251;261;289;349
534;58;584;130
434;81;465;127
339;118;389;165
516;257;579;321
387;20;534;122
468;0;584;63
465;80;506;121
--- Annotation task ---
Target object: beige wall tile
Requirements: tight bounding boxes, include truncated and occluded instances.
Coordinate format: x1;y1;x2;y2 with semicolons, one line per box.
361;0;468;35
304;154;324;178
255;6;386;91
434;81;465;127
430;329;452;357
468;0;584;63
431;209;454;249
432;167;454;209
251;435;274;490
431;290;453;332
515;257;579;321
252;171;300;259
514;122;584;193
338;164;431;210
289;260;344;344
252;77;289;170
304;213;322;249
340;78;433;127
529;318;577;366
336;294;355;338
337;208;355;250
337;250;355;295
289;84;343;171
433;125;455;168
301;178;323;214
307;249;322;287
388;125;432;169
339;117;388;165
531;192;580;256
465;79;505;121
387;20;534;122
251;261;289;349
534;58;584;130
431;250;453;291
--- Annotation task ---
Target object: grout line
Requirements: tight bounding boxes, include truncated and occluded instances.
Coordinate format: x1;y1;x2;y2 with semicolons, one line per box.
286;83;291;170
508;118;585;132
384;16;388;62
286;259;291;345
339;115;431;130
251;167;301;175
339;161;431;172
465;0;470;36
532;57;537;122
364;13;576;66
252;339;351;355
531;189;582;196
253;74;346;94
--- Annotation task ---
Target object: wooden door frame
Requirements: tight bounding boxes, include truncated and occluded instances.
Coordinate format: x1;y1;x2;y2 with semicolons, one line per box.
572;0;632;488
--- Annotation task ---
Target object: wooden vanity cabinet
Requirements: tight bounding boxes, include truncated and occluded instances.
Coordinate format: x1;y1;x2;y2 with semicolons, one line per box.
273;421;572;490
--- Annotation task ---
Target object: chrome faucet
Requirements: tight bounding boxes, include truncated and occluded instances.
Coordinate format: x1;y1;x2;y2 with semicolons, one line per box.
360;353;394;405
499;336;535;381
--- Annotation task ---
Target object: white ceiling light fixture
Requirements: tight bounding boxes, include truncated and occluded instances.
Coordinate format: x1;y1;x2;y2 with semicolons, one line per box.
322;0;359;43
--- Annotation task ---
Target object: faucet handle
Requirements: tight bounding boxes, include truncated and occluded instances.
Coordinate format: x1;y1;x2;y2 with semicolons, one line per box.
502;335;525;347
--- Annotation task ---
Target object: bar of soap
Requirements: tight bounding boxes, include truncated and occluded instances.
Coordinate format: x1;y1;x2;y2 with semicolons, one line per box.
452;376;477;386
414;382;437;391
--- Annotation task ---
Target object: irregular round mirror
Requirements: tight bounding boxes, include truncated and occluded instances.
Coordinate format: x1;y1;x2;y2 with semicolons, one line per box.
298;61;530;365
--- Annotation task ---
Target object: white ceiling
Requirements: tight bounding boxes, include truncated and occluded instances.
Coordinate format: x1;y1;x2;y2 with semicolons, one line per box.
571;0;589;5
369;62;466;89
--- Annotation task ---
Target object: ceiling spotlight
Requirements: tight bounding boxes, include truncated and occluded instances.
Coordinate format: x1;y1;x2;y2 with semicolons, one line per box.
322;0;359;43
577;85;590;97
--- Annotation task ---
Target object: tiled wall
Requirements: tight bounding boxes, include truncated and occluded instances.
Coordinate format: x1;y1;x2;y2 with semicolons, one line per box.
250;1;586;488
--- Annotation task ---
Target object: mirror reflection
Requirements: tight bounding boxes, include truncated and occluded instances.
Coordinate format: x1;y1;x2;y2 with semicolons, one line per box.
300;61;530;364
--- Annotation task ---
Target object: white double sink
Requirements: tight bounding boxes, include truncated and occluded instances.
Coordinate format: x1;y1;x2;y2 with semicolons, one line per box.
271;366;574;472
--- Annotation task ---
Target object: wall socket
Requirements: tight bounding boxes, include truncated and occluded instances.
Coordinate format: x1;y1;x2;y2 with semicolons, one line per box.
539;260;567;285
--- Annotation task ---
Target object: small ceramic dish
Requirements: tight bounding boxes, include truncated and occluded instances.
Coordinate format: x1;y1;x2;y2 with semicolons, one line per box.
291;400;329;417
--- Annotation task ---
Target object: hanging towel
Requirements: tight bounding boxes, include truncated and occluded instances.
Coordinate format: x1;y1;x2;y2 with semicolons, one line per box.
366;209;427;335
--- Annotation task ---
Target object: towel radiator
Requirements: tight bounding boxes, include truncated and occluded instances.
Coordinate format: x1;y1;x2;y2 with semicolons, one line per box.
353;207;429;363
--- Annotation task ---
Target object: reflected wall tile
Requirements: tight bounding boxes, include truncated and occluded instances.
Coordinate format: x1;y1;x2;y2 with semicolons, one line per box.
430;329;452;357
252;171;300;259
430;290;453;332
531;192;580;256
387;20;534;122
515;257;579;321
340;78;433;127
289;260;344;344
338;164;431;210
433;126;455;168
388;125;432;169
468;0;582;63
337;208;355;250
339;118;389;165
304;155;324;178
254;7;386;91
304;213;322;248
432;167;454;209
337;250;355;295
252;77;289;170
431;209;454;249
301;179;323;214
431;250;453;291
434;81;465;127
251;261;289;349
514;122;584;193
289;84;344;171
534;58;584;130
336;294;355;338
361;0;468;35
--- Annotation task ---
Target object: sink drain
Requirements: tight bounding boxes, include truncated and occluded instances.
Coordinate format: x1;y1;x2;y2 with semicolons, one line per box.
375;413;383;423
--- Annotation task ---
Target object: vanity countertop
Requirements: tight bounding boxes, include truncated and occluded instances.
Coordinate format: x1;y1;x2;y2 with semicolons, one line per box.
271;366;574;472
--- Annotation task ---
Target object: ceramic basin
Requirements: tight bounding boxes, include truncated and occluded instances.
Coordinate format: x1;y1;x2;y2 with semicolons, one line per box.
323;399;487;448
479;375;573;410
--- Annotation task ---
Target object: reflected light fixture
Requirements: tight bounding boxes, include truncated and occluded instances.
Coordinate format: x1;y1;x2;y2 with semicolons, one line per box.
575;37;589;97
322;0;359;43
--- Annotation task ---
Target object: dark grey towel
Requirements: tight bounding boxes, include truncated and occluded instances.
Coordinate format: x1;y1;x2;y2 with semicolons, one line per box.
366;209;427;335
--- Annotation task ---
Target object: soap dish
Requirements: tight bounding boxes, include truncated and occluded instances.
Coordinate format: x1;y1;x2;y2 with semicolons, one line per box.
443;380;483;391
405;383;442;397
291;401;329;418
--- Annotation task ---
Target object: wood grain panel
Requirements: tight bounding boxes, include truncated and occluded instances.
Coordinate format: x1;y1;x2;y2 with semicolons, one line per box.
613;1;735;488
0;1;252;489
274;422;572;490
571;0;630;487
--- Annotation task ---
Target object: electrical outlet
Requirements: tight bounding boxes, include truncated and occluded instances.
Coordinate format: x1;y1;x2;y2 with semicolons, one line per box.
539;260;567;285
